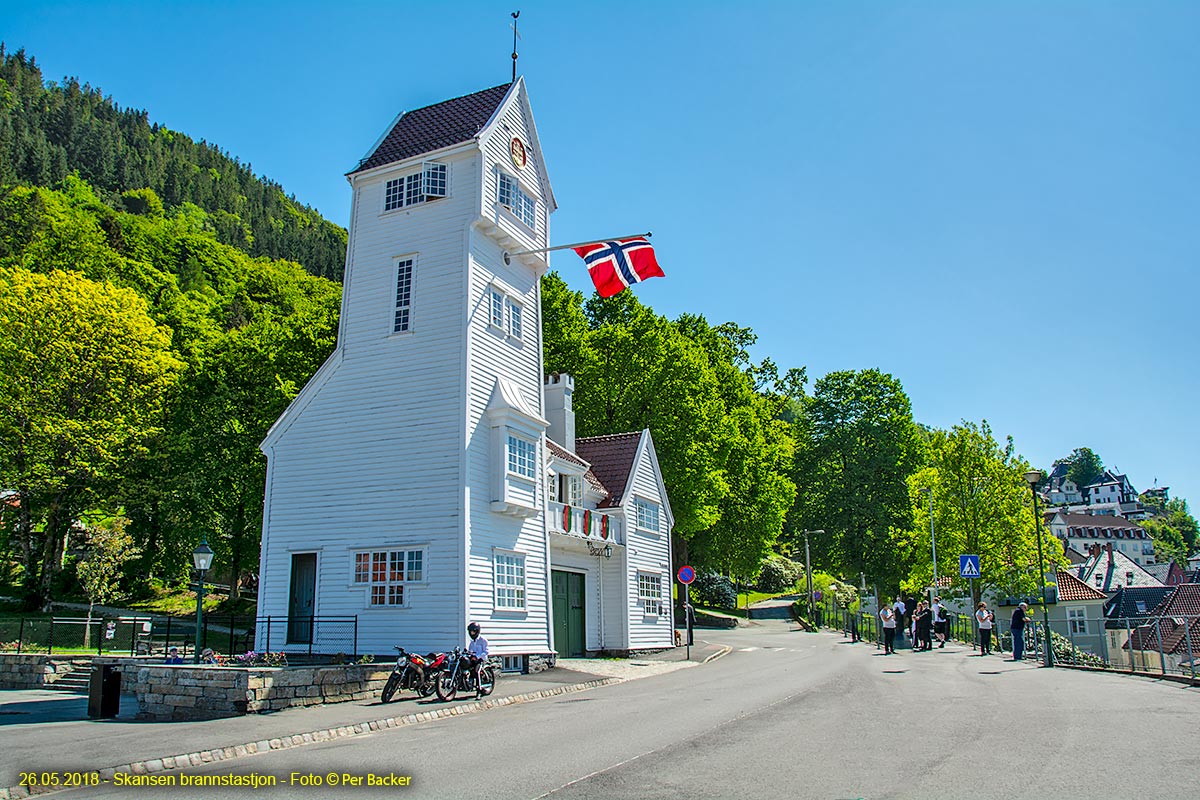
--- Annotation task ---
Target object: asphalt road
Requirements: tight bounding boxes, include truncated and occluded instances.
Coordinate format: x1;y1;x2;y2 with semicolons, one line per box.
37;620;1200;800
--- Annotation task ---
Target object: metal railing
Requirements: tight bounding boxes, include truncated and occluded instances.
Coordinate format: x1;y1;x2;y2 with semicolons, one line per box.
1;614;358;661
808;598;1198;685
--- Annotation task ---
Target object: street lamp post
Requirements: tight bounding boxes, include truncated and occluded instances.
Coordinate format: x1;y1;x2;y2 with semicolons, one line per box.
1023;470;1054;668
802;529;824;625
192;538;214;664
919;487;937;602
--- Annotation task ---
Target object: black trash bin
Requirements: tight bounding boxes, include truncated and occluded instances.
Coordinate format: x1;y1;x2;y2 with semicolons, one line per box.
87;665;121;718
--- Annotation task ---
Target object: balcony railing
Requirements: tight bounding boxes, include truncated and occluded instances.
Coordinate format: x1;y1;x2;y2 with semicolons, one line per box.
548;501;622;545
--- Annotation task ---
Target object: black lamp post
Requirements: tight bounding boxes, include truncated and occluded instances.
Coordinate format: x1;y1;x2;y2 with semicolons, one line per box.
1023;470;1054;667
192;538;214;664
803;529;824;624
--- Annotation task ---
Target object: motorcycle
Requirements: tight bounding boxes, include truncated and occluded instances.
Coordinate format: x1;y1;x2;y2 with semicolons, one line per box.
381;646;447;703
435;647;498;701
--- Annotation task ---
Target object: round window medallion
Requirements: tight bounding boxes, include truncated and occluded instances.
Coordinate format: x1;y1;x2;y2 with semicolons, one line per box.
510;137;527;169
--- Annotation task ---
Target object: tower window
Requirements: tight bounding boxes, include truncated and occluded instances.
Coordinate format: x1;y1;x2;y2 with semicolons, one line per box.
385;162;447;211
394;258;414;333
498;172;536;228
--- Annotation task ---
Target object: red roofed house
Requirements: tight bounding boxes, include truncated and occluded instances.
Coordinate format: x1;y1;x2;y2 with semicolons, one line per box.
1048;570;1109;656
1125;584;1200;676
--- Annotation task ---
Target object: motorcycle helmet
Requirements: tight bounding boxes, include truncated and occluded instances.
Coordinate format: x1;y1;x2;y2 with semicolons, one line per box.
467;622;481;637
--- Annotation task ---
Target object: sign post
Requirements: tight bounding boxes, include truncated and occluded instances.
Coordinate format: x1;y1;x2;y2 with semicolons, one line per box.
960;555;981;651
677;566;696;659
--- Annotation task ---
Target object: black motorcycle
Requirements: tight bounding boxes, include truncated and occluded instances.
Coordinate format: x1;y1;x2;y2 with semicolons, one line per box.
381;646;446;703
435;647;497;701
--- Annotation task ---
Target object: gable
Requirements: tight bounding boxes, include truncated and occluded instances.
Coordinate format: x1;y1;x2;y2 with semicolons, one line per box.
478;77;556;213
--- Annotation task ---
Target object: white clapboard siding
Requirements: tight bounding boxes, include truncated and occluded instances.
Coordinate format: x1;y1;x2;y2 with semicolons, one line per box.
622;432;676;650
480;82;549;253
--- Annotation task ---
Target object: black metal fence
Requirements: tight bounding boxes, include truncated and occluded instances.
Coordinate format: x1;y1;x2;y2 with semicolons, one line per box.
811;598;1199;685
1;615;357;661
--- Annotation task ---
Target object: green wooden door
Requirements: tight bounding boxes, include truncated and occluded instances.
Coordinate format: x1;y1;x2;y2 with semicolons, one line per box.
552;570;586;657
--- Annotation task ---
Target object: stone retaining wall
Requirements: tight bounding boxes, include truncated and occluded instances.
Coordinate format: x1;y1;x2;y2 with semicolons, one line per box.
0;654;72;689
123;664;392;720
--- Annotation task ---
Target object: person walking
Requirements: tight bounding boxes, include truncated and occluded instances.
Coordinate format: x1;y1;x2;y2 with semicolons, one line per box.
892;597;907;648
934;599;948;648
915;602;933;651
880;602;897;654
975;602;994;655
1010;602;1029;661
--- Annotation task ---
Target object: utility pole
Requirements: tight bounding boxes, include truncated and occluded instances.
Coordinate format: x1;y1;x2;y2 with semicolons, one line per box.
803;529;824;626
919;487;937;602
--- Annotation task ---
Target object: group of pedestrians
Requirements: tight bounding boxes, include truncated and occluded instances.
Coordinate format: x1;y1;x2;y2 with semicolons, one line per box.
878;595;1031;660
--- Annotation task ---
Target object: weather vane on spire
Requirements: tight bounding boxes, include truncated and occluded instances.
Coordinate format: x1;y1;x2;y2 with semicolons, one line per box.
511;11;521;82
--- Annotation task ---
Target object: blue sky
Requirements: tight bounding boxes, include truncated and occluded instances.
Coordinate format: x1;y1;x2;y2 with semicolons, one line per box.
5;1;1198;506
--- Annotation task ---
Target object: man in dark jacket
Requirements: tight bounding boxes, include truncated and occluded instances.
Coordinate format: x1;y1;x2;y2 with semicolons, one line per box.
1010;602;1028;661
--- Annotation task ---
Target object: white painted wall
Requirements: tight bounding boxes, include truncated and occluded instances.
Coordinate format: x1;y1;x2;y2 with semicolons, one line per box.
622;433;675;650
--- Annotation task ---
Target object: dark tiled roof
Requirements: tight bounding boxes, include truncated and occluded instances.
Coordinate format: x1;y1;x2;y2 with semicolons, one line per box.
1055;570;1107;602
1054;513;1143;530
1103;586;1176;628
574;432;642;507
351;84;511;174
546;439;588;469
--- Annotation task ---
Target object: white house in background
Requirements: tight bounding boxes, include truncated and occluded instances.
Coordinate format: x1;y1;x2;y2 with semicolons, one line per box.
255;80;674;665
1044;463;1083;506
1048;511;1156;567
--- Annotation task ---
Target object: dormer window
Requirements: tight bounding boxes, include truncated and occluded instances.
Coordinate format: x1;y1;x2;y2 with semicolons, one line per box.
384;162;447;211
498;172;536;228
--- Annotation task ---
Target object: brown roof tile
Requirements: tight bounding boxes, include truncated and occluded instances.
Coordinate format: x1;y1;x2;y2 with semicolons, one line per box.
574;432;642;507
351;84;511;174
1055;570;1107;601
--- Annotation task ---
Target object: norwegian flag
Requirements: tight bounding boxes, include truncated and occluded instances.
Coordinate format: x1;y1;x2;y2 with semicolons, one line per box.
574;237;664;298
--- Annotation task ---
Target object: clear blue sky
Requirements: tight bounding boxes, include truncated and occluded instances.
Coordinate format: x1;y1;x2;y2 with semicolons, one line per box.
5;1;1198;506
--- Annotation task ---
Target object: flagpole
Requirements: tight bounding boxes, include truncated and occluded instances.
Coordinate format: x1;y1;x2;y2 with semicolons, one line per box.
503;231;651;264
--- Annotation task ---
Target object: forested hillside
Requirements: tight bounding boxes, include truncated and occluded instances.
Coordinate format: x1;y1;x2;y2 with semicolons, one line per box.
0;46;348;280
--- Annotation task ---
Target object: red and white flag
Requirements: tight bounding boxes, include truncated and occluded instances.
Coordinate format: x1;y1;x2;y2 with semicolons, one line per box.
574;236;664;298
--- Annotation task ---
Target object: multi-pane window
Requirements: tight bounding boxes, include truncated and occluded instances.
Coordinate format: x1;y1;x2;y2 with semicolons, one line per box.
634;498;660;533
495;552;526;610
354;549;424;606
565;475;584;507
508;299;523;340
385;163;447;212
507;435;537;479
498;173;536;228
638;572;663;616
394;258;414;332
1067;608;1087;635
489;289;505;329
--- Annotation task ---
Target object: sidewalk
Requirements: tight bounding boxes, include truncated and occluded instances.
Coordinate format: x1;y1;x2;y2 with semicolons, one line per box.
0;665;609;793
0;645;729;796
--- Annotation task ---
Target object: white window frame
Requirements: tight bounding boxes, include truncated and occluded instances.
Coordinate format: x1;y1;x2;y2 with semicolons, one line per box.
637;572;664;617
384;162;447;212
507;434;537;480
489;288;506;330
565;475;584;507
634;498;660;533
1067;607;1087;635
497;171;536;229
507;296;524;341
352;548;426;608
494;550;527;611
393;256;415;333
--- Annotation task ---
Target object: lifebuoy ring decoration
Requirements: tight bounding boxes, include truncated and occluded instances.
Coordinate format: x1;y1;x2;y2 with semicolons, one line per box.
582;509;592;537
600;515;609;540
562;505;572;532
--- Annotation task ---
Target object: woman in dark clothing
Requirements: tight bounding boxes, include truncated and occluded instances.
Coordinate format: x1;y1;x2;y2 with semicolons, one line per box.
915;602;933;651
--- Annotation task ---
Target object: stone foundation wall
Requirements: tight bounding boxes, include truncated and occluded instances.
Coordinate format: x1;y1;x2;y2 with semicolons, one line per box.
126;664;393;720
0;654;74;688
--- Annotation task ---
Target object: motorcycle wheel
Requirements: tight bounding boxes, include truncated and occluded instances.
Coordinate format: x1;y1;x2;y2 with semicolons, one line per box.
477;666;496;697
381;673;402;704
417;677;436;698
435;671;457;702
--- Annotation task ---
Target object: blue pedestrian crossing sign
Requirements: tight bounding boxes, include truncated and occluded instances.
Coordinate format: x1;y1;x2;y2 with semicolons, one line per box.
959;554;981;579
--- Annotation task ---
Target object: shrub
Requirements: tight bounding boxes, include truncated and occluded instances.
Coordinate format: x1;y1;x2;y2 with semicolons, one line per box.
691;572;737;609
756;555;802;593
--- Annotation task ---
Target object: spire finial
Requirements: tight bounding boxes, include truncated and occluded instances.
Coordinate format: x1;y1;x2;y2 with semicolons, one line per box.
511;11;521;82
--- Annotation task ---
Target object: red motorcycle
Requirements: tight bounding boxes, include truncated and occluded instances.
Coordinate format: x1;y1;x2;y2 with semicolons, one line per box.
381;647;446;703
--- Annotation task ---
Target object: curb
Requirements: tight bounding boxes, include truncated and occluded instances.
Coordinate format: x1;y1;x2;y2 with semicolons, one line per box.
0;677;621;800
702;645;732;664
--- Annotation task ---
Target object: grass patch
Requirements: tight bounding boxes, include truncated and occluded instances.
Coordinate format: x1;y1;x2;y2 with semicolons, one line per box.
129;587;256;618
737;589;796;608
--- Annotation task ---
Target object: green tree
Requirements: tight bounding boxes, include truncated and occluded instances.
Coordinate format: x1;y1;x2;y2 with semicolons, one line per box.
788;369;923;588
0;267;181;608
1141;498;1199;565
77;516;141;647
905;421;1065;603
1059;447;1104;491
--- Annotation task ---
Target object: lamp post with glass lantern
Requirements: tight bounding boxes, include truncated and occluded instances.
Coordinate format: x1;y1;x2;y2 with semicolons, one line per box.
918;487;937;602
192;538;214;664
1023;470;1054;667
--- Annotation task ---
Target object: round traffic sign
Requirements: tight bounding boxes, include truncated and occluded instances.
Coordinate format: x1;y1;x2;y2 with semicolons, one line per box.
677;565;696;584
